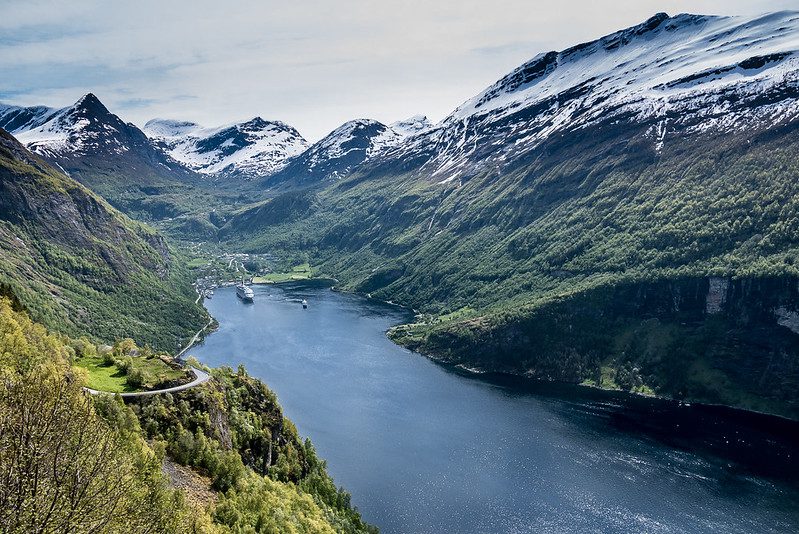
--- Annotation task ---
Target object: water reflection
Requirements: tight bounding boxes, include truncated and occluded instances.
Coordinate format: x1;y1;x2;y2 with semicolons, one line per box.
192;283;799;534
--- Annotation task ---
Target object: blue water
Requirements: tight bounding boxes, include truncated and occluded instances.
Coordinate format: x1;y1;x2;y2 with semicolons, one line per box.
191;282;799;534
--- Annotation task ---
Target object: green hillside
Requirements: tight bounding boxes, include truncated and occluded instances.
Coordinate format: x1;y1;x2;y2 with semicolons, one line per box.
0;297;375;533
0;128;206;349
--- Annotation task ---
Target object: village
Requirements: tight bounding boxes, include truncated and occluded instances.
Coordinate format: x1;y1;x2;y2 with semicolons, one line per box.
189;251;316;300
190;252;268;299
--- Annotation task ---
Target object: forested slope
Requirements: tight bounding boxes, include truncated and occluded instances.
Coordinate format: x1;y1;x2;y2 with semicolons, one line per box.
0;128;206;348
0;297;376;533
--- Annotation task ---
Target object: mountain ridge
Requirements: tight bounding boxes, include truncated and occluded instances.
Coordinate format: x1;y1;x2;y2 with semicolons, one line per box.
143;116;309;180
366;11;799;184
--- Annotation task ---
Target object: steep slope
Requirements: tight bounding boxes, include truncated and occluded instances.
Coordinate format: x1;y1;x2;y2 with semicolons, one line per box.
144;117;308;181
263;118;420;189
224;12;799;417
0;297;376;533
0;94;225;221
0;128;206;348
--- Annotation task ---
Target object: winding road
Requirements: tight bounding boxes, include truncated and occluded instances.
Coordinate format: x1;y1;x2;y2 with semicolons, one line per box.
87;317;214;397
177;318;214;361
85;367;210;397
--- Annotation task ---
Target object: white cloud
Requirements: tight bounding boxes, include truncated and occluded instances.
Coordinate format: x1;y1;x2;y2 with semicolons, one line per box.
0;0;794;140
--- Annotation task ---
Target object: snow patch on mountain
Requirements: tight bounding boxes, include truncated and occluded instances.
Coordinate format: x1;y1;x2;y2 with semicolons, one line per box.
144;117;308;178
390;115;432;137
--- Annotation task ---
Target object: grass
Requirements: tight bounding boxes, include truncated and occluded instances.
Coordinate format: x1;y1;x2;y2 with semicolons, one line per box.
253;263;315;284
580;365;622;391
77;357;135;393
435;307;476;323
632;384;656;396
187;257;210;268
75;353;188;392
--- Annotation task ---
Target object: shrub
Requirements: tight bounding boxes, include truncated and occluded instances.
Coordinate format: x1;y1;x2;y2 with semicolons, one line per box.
126;368;145;389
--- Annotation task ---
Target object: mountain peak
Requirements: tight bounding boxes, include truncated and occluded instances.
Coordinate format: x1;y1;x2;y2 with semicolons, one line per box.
246;116;267;126
390;115;432;137
144;115;308;178
73;93;109;115
641;12;669;30
79;92;100;103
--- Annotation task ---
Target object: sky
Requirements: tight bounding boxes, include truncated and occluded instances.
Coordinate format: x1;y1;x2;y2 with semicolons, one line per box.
0;0;796;140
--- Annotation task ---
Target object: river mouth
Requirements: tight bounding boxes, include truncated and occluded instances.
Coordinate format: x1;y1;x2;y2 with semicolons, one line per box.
191;282;799;534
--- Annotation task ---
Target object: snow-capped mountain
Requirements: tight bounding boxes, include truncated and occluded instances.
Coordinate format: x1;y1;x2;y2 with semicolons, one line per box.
377;11;799;183
8;11;795;195
265;117;424;187
0;93;164;161
143;117;308;180
0;104;60;134
0;93;202;218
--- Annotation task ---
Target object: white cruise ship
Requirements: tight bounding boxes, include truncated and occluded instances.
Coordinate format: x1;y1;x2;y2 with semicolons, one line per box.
236;283;254;302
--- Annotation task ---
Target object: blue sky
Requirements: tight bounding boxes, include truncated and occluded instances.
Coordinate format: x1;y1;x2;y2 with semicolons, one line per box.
0;0;795;140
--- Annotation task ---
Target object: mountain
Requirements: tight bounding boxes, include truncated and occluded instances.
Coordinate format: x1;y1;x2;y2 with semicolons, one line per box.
373;11;799;183
263;117;428;188
224;12;799;417
0;94;224;220
374;12;799;181
389;115;432;137
0;127;206;348
0;104;60;133
143;117;308;181
142;114;430;190
0;93;183;172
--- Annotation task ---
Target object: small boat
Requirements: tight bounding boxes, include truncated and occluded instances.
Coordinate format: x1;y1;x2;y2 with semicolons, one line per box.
302;299;308;309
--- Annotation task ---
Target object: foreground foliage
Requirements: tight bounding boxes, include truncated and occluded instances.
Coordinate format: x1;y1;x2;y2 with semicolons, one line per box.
0;298;207;533
133;363;377;533
0;298;375;532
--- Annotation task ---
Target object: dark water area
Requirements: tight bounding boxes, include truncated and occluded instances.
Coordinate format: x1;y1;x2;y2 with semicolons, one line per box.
191;282;799;534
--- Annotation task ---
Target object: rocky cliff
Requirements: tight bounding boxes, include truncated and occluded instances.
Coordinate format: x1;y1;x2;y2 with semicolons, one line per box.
392;276;799;418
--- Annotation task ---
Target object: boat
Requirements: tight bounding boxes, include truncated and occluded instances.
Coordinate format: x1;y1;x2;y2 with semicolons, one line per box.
236;283;254;302
302;299;308;309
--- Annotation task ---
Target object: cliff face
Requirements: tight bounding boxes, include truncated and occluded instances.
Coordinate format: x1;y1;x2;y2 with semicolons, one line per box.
393;276;799;418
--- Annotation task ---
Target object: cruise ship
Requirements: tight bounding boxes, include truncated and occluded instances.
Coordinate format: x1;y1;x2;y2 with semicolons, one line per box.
236;283;254;302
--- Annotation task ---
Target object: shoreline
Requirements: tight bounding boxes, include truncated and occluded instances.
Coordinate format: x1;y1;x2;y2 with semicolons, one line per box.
406;345;799;424
204;277;799;424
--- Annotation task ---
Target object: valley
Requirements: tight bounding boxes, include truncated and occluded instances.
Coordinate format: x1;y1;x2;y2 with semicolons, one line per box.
2;7;799;533
5;12;798;416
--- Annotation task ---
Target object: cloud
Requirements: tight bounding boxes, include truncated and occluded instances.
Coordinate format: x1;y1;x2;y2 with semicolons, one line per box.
0;0;794;140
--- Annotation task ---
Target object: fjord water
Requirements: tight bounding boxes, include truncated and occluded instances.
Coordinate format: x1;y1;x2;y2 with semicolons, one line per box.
192;283;799;534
